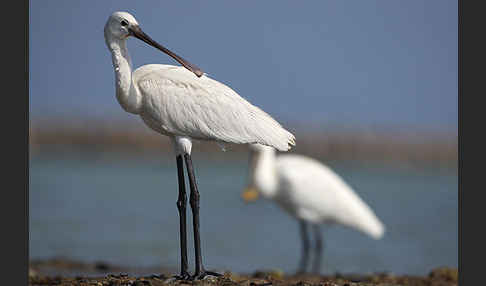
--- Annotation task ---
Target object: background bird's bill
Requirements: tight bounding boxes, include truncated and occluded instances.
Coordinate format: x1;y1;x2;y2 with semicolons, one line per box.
241;186;259;203
129;25;204;78
243;149;260;203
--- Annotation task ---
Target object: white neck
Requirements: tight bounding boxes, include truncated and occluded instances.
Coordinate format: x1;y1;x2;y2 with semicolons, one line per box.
252;146;278;199
105;34;142;114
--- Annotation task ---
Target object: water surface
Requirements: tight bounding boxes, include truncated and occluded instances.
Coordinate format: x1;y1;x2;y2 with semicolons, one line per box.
29;147;457;275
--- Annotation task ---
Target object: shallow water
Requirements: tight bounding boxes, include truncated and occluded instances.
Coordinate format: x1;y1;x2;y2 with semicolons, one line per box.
29;147;457;275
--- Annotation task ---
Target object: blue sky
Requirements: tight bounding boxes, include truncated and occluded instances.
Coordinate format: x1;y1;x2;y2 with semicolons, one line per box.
29;1;457;132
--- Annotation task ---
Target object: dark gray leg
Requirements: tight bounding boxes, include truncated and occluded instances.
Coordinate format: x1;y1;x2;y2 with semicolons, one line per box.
184;154;221;280
297;221;310;274
312;224;323;274
175;155;190;280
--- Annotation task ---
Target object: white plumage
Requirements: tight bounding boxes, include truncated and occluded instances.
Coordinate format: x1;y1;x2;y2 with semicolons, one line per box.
133;65;295;151
243;144;385;273
104;11;295;279
104;11;295;153
276;155;384;238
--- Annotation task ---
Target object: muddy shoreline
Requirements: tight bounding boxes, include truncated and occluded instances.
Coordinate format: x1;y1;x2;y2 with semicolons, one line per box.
29;258;457;286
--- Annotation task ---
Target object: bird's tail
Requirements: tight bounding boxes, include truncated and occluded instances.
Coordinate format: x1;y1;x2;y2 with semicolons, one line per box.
248;106;296;152
334;186;386;239
348;203;385;239
359;212;385;239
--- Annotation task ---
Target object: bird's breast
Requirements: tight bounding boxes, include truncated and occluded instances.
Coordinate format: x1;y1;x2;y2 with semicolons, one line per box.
139;107;172;137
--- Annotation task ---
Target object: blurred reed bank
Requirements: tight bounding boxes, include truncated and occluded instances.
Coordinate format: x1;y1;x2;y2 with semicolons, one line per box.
29;118;456;168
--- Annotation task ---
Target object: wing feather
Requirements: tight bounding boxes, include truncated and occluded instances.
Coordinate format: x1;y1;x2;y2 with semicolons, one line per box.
277;155;385;239
134;65;295;151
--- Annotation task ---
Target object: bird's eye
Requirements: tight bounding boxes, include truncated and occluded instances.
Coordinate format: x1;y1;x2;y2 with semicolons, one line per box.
121;20;128;27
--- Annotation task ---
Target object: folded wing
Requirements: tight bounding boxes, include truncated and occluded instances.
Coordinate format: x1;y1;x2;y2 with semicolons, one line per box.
135;65;295;151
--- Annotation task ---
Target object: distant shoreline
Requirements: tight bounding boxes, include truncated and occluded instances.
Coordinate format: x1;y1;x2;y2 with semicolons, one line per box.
29;121;457;168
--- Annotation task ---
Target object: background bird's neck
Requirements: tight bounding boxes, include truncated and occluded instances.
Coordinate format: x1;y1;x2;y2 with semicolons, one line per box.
107;38;141;114
253;147;278;199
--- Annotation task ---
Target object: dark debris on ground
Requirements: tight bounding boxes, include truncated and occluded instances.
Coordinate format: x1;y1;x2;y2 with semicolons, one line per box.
29;266;458;286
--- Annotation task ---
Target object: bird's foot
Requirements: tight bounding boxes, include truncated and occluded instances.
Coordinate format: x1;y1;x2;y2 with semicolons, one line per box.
170;272;192;281
191;270;222;280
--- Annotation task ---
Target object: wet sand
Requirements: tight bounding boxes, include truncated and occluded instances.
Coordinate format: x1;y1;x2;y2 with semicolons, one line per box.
29;259;457;286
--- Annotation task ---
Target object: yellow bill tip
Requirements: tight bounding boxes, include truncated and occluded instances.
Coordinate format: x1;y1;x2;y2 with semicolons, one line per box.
241;187;260;203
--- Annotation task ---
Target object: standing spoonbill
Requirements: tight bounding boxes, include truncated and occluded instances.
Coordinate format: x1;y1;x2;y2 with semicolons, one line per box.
103;12;295;280
242;144;384;274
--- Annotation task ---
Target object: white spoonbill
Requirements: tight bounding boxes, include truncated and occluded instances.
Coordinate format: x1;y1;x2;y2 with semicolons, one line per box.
242;144;384;274
104;12;295;280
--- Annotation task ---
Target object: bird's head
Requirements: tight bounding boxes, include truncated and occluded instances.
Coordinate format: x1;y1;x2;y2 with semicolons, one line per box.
240;144;273;203
104;11;203;77
104;11;139;40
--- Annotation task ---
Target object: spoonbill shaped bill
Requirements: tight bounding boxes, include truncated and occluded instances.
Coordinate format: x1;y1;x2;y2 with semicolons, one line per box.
242;144;385;274
103;12;295;280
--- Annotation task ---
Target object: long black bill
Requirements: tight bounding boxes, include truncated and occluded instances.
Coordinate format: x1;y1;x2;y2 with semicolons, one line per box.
129;25;203;77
